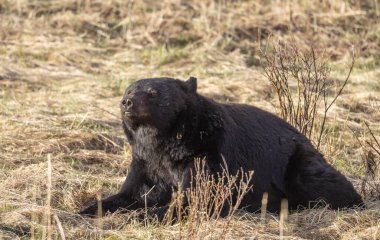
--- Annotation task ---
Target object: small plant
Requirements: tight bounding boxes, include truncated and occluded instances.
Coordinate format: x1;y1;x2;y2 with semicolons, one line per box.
357;122;380;200
164;158;254;239
261;42;355;149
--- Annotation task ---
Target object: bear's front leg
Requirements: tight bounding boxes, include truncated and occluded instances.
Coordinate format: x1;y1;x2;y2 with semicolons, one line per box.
80;161;145;217
79;193;140;217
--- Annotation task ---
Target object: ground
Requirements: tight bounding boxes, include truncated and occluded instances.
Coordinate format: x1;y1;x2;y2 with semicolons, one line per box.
0;0;380;239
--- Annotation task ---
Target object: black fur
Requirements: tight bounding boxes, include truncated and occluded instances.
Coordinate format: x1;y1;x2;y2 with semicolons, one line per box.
80;77;363;217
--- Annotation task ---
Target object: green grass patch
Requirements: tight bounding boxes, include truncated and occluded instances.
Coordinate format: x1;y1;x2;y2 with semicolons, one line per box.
105;75;137;97
142;45;189;66
354;56;380;73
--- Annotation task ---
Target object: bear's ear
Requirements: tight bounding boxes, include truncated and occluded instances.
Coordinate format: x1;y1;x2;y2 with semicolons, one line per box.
186;76;197;93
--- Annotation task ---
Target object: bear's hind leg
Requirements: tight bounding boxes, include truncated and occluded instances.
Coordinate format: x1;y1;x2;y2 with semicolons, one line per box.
285;144;363;210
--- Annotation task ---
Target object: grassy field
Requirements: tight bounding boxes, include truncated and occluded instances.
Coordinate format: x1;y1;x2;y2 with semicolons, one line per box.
0;0;380;239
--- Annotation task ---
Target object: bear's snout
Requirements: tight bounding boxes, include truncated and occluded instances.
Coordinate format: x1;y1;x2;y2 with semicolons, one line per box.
124;98;133;109
121;98;134;111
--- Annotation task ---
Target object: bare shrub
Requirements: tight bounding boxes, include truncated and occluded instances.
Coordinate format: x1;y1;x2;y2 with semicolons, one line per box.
164;158;254;239
355;122;380;200
261;42;355;149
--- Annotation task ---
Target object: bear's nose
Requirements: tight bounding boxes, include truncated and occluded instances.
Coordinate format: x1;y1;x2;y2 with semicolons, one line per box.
122;98;133;110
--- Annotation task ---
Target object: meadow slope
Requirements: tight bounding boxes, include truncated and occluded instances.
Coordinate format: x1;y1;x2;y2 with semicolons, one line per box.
0;1;380;239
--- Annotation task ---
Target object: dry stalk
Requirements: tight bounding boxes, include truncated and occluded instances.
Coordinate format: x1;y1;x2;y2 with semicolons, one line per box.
280;198;289;239
96;191;103;232
53;214;66;240
31;185;37;240
261;192;268;222
46;154;52;240
143;186;155;227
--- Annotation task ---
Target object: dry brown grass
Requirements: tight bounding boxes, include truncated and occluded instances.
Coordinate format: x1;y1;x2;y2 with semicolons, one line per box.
1;0;380;239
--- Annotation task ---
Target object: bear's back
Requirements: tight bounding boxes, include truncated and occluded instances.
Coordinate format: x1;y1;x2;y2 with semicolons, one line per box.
217;103;314;193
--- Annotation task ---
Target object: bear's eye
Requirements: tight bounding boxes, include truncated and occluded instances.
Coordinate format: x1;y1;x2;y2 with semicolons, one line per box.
147;88;157;96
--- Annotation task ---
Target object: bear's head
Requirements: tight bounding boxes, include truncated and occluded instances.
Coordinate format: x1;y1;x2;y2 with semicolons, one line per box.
121;77;197;130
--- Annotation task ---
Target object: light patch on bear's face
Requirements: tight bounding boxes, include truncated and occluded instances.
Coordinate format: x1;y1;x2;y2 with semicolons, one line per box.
147;87;157;96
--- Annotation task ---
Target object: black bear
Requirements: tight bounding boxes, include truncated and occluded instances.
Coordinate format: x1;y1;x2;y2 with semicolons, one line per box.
80;77;363;217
